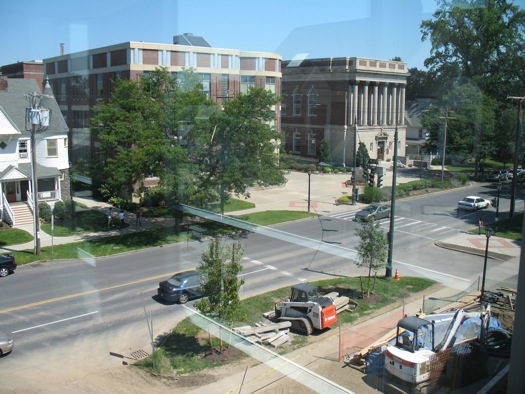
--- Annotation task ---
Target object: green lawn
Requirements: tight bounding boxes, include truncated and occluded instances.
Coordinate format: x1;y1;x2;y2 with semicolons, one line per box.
0;228;33;248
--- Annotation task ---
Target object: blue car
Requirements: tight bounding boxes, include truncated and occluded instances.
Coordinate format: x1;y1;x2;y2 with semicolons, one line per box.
157;270;204;304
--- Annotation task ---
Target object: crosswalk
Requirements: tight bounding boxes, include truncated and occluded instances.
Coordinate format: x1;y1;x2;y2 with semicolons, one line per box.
329;210;458;239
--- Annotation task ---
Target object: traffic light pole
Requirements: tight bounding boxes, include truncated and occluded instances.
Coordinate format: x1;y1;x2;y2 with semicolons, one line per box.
386;123;399;279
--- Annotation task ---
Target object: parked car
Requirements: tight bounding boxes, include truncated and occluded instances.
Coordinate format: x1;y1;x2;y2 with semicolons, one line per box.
0;332;14;356
0;254;16;277
355;204;391;222
457;196;491;210
157;269;204;304
487;170;510;181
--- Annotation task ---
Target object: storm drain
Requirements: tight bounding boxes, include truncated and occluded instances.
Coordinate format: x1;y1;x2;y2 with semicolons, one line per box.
131;349;150;360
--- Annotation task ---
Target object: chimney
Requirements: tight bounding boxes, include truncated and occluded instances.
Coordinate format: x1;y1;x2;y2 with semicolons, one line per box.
60;43;64;56
0;74;7;91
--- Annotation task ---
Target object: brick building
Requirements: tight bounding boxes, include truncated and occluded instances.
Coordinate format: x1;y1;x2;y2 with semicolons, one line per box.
0;61;45;90
281;57;408;166
41;33;282;165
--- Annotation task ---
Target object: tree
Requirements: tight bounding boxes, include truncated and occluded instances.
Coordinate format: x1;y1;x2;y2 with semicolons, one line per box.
317;139;332;163
406;67;439;100
355;219;388;297
91;68;215;203
421;80;496;174
186;87;285;213
195;238;245;323
421;0;525;101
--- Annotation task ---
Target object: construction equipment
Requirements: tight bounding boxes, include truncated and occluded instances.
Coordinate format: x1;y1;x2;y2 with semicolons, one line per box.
274;283;352;335
384;306;491;387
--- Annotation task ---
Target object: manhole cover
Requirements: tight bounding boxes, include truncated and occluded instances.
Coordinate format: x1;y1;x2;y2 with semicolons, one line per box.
131;349;150;360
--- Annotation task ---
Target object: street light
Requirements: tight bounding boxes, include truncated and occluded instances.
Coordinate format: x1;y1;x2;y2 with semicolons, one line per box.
24;91;51;256
495;182;502;233
480;227;493;303
307;168;312;213
439;109;455;182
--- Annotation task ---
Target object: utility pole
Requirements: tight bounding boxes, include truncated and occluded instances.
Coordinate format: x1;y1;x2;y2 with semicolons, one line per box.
385;123;398;280
25;90;51;256
507;96;524;219
352;116;358;205
439;109;455;182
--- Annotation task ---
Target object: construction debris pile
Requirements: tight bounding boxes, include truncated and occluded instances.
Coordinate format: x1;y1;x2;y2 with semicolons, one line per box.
233;321;292;348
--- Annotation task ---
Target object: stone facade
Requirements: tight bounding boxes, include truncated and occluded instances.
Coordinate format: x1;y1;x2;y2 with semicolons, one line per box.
281;57;409;166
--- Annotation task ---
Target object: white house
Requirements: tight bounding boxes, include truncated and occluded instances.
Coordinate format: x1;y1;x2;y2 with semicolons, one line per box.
0;75;70;226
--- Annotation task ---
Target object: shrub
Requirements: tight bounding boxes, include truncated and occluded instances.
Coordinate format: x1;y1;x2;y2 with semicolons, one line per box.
52;200;66;221
363;185;384;203
323;167;332;174
335;195;352;204
39;202;52;222
142;186;167;208
108;196;134;210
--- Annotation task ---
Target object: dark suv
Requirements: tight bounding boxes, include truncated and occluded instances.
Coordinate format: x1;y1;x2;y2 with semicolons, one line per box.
0;254;16;277
157;270;204;304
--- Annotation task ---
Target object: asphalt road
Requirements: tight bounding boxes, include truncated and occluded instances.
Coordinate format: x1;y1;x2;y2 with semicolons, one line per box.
0;181;520;392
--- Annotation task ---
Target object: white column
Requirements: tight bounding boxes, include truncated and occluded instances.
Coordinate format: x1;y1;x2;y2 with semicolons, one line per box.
363;82;369;126
352;84;358;125
399;84;406;125
382;83;388;126
391;84;398;126
373;83;379;126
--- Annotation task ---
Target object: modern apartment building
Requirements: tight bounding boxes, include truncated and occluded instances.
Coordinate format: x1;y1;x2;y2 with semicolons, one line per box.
41;33;282;165
281;57;409;166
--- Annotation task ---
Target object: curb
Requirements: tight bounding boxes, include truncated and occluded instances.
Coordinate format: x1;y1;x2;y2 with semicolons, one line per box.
434;241;513;262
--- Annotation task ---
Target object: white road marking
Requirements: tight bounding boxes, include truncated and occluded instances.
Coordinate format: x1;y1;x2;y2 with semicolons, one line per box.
12;311;99;334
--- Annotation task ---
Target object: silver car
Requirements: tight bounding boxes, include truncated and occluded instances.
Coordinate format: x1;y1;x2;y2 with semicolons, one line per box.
0;332;14;356
355;204;391;222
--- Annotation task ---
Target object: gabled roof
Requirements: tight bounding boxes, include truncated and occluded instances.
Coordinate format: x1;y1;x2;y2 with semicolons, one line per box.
0;163;60;181
0;78;69;136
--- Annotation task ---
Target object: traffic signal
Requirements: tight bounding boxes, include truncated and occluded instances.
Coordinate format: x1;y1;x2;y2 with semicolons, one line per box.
377;174;383;188
368;167;375;187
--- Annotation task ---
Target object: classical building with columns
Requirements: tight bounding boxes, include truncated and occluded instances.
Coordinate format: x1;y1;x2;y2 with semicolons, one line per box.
281;57;408;166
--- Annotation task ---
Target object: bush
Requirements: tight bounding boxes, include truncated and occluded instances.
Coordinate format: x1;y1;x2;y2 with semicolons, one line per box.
52;200;66;221
39;202;52;222
108;196;134;211
323;167;332;174
142;186;167;208
363;185;385;203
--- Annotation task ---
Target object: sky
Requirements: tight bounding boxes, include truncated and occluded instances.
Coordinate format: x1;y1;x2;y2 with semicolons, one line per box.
1;0;524;70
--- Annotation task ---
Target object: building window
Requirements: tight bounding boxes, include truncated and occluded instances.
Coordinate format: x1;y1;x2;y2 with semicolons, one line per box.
266;77;276;94
241;76;256;94
18;140;28;158
370;142;374;151
281;93;287;116
221;74;229;99
293;131;301;153
97;74;104;98
293;88;301;116
47;139;58;157
200;73;211;96
308;87;318;116
308;132;316;155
